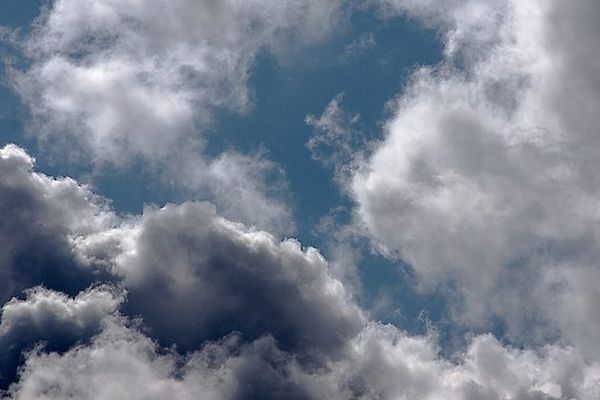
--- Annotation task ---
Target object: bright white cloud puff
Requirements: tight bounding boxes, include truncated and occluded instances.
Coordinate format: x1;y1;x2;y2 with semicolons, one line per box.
353;0;600;354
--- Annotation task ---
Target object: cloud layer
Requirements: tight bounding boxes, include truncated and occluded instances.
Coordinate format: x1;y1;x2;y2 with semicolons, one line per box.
1;142;599;397
6;307;600;399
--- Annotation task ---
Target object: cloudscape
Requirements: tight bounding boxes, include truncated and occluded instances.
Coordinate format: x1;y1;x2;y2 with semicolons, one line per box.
0;1;599;399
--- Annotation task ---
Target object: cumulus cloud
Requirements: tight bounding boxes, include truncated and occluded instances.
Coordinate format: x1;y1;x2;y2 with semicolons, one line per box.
0;143;363;358
0;286;123;387
352;0;600;352
0;144;359;389
5;316;600;400
4;317;334;400
172;149;296;235
0;144;115;303
313;324;600;400
103;201;365;356
2;0;600;395
0;147;121;386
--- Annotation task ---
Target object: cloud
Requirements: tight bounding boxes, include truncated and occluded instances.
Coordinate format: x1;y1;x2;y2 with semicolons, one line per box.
0;144;364;359
0;144;363;389
351;0;600;352
1;144;600;399
2;1;599;393
0;144;115;303
3;316;323;400
0;286;123;387
106;201;365;355
172;149;296;235
312;324;600;400
305;93;364;180
5;0;350;234
0;147;122;386
376;0;506;60
5;316;600;400
339;32;376;63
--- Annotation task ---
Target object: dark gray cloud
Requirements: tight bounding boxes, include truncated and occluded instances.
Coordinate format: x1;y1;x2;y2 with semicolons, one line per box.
0;145;115;304
0;286;122;387
0;144;366;388
112;201;365;357
0;143;364;371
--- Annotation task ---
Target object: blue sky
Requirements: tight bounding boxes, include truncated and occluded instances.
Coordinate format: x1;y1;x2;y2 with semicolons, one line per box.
1;1;600;398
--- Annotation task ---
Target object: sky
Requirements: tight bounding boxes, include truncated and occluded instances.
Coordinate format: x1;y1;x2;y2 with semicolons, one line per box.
0;1;599;399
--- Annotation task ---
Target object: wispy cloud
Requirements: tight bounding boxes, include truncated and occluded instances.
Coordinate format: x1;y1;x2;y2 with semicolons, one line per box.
339;32;376;63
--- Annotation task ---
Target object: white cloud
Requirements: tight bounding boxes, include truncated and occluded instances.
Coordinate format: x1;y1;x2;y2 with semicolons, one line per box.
15;0;344;164
0;144;113;235
352;0;600;353
6;316;600;400
309;324;600;400
0;286;122;339
8;0;347;233
2;0;599;394
172;149;296;235
105;201;366;354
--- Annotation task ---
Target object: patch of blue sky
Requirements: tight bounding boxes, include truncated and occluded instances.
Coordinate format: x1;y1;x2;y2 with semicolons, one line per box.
205;10;447;335
207;10;442;243
0;0;43;151
0;0;44;28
